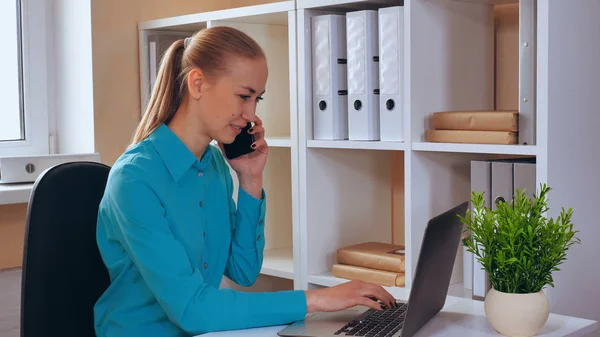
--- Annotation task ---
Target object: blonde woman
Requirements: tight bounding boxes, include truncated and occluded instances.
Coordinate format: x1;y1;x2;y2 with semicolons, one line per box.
94;27;395;337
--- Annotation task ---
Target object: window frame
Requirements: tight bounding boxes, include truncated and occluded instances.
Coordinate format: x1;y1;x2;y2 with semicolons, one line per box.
0;0;50;157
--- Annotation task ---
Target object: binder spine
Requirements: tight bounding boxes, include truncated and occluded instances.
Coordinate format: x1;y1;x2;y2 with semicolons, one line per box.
347;10;380;141
312;15;348;140
378;6;404;142
333;16;349;140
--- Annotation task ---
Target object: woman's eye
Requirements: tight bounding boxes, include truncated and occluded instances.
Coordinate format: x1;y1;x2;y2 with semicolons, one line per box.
240;95;264;102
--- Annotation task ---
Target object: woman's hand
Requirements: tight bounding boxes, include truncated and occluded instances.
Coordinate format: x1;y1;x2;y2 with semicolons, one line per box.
218;116;268;199
304;280;397;313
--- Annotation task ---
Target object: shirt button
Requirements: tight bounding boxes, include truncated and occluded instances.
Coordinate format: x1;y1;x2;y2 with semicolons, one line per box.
257;235;261;241
204;262;208;269
259;220;264;225
199;201;204;207
198;171;203;177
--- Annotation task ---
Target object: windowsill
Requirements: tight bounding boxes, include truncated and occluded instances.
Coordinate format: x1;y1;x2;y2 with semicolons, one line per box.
0;183;33;205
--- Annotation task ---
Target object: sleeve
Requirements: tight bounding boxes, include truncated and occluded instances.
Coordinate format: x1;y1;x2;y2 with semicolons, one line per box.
222;162;268;286
106;164;307;335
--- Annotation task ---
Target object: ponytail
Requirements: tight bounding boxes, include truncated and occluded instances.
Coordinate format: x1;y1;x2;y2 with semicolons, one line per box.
131;39;186;145
130;27;265;146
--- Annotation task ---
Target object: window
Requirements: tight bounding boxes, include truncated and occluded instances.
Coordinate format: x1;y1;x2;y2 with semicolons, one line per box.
0;0;50;156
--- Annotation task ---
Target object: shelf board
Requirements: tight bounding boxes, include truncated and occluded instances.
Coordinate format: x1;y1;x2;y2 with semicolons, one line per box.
451;0;518;4
308;140;407;151
0;183;33;205
266;137;292;148
308;273;475;301
296;0;399;10
261;246;294;279
412;142;537;156
139;1;294;30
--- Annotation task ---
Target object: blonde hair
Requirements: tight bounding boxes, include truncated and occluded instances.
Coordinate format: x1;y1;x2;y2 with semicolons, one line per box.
131;26;265;145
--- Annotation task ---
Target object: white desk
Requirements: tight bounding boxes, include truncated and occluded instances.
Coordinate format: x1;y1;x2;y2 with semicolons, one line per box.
201;295;598;337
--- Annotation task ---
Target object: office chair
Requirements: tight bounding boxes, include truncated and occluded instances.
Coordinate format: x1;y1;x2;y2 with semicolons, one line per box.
20;161;112;337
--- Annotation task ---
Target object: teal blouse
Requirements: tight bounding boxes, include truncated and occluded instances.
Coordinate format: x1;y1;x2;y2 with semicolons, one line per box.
94;124;307;337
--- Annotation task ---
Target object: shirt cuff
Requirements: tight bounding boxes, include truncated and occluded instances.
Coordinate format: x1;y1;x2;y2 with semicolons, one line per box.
237;187;266;241
237;187;266;221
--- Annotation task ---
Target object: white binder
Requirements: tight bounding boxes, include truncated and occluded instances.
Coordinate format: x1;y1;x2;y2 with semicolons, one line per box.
346;10;380;141
378;6;404;142
312;14;348;140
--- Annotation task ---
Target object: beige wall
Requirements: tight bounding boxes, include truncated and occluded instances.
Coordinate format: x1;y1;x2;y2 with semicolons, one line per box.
0;0;276;270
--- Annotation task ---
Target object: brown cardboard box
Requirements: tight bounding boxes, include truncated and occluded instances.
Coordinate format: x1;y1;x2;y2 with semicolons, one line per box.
432;110;518;132
426;130;518;144
332;264;406;287
336;242;405;273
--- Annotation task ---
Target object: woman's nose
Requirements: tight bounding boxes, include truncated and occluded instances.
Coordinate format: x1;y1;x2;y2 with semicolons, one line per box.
241;106;256;122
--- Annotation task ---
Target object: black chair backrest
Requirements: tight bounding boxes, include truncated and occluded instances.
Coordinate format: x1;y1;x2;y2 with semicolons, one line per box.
20;161;112;337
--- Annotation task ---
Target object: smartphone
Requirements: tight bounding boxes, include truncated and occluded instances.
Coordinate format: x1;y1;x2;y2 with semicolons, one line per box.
223;122;255;160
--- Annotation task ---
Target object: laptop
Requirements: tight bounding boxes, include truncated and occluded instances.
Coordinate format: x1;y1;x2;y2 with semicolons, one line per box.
278;201;469;337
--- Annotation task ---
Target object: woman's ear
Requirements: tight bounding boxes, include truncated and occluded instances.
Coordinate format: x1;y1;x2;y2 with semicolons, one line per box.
187;68;204;100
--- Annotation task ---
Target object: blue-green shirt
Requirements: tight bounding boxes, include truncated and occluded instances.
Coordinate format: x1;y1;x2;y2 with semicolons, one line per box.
94;123;307;336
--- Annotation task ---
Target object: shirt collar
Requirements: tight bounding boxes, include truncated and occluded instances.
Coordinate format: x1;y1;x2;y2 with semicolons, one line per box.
148;123;213;181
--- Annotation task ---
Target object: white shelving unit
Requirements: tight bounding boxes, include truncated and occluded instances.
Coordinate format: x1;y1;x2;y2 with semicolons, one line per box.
137;0;600;325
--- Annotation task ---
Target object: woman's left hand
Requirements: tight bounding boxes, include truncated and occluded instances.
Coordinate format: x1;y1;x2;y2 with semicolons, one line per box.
218;115;268;183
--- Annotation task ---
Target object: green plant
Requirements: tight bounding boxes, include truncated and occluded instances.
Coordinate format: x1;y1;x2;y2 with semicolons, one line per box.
460;184;581;294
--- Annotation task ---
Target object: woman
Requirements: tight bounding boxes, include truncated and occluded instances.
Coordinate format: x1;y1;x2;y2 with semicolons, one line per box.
94;26;396;337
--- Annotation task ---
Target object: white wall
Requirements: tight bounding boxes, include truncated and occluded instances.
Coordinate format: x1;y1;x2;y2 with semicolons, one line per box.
51;0;95;154
539;0;600;333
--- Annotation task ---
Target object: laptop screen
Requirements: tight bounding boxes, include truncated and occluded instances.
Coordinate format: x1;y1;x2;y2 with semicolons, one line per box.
400;202;468;337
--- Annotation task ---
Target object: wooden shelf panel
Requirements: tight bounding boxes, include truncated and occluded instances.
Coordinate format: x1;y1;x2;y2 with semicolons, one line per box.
451;0;518;4
296;0;398;10
412;142;537;156
261;246;294;279
308;273;474;300
308;140;406;151
138;1;294;30
266;137;292;148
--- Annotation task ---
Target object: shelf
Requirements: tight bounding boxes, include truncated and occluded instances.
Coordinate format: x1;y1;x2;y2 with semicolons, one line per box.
309;273;474;301
307;140;406;151
296;0;398;10
131;0;560;298
451;0;518;4
138;1;294;30
412;142;537;156
266;137;292;148
261;246;294;279
0;183;33;205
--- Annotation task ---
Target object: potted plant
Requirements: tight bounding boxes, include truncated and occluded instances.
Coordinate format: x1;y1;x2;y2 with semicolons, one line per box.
460;184;581;337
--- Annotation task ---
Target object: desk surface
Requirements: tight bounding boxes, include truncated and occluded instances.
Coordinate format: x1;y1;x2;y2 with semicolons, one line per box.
201;294;599;337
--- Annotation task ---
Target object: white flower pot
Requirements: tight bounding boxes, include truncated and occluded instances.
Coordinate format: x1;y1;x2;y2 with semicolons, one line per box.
484;287;550;337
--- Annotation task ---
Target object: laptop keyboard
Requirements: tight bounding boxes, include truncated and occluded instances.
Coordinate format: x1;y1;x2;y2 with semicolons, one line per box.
334;302;407;337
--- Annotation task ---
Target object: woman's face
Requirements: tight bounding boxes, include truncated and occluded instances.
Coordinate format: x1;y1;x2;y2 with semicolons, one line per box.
188;55;268;145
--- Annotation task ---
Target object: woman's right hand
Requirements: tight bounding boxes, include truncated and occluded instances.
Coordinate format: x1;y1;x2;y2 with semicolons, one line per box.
304;280;397;313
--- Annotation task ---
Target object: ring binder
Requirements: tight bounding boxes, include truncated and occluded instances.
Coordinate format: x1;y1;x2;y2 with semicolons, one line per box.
347;10;380;141
312;14;348;140
378;6;404;142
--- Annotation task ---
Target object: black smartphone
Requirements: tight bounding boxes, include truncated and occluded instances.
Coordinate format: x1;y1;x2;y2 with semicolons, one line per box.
223;122;255;160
